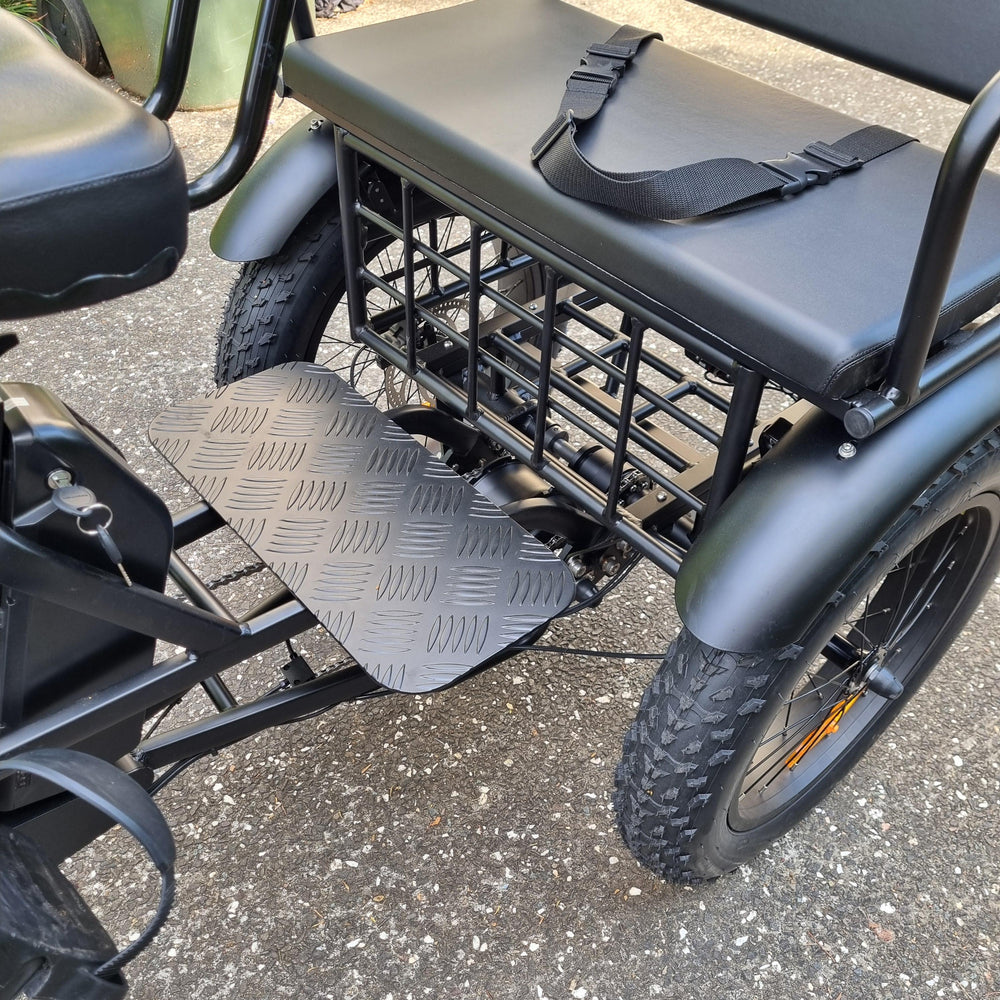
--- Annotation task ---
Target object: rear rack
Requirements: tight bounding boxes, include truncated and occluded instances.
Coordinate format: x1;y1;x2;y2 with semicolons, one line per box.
333;131;799;576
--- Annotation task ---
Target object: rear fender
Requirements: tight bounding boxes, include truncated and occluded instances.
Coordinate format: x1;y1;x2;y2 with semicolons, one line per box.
676;349;1000;652
210;114;339;262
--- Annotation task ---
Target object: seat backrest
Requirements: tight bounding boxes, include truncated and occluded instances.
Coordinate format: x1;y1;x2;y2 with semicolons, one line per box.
687;0;1000;104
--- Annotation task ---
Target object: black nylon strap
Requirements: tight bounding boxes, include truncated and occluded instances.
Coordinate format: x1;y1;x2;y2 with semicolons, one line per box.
532;29;916;220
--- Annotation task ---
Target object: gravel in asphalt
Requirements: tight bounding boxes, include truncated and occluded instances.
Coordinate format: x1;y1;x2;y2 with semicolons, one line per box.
2;2;998;998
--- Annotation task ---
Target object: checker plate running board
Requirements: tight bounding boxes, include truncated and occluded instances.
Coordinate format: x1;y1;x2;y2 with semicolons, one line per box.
150;363;575;693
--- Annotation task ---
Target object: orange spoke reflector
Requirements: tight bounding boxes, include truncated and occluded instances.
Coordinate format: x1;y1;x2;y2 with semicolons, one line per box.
785;691;863;769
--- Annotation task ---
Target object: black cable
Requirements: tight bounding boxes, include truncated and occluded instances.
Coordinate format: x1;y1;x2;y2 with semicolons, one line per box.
148;752;213;797
141;696;185;742
273;683;391;728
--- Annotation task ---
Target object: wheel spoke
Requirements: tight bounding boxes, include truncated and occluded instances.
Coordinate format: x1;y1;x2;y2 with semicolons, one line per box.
782;663;855;707
743;696;845;786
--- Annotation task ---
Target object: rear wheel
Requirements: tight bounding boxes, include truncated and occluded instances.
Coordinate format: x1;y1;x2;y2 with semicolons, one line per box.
216;192;551;407
614;434;1000;880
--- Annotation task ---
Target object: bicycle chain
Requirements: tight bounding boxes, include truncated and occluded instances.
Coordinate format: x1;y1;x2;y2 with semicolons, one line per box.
206;561;268;591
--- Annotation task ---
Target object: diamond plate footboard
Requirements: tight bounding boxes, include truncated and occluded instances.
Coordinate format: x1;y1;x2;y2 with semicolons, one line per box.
150;363;575;693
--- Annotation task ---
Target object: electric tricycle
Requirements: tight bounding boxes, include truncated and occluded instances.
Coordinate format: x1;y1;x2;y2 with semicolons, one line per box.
2;0;1000;995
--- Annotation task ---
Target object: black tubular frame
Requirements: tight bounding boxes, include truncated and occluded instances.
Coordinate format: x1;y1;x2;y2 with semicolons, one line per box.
142;0;302;208
142;0;201;120
0;501;374;776
334;129;778;578
844;68;1000;437
144;0;313;122
187;0;299;208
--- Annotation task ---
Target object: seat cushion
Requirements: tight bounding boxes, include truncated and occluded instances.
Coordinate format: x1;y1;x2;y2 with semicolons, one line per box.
0;11;187;320
283;0;1000;403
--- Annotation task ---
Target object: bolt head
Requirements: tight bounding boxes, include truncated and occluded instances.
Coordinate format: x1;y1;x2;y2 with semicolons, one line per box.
838;442;858;460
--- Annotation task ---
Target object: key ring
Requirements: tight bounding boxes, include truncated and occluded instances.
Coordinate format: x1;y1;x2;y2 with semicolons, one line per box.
75;502;113;535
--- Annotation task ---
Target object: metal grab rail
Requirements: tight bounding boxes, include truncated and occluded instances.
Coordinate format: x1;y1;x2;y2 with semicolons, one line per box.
141;0;310;209
142;0;201;120
187;0;299;208
847;67;1000;436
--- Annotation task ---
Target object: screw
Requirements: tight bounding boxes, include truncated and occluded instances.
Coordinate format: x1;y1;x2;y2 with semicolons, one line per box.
838;442;857;460
656;491;667;502
567;555;586;579
600;555;621;577
47;469;72;489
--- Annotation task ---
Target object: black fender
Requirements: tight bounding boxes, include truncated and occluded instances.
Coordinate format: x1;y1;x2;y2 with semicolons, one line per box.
676;348;1000;653
210;114;339;262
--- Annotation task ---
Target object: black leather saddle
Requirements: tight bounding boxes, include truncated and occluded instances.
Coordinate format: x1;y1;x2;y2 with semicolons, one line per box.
283;0;1000;405
0;11;188;321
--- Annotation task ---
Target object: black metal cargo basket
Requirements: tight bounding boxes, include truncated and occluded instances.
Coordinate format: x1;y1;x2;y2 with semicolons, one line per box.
282;0;1000;571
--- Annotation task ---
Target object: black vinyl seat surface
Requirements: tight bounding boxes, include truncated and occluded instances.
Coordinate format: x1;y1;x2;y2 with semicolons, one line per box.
283;0;1000;403
0;11;188;320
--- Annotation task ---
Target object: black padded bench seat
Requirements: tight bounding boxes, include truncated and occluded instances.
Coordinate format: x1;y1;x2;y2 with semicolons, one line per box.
0;11;187;320
283;0;1000;403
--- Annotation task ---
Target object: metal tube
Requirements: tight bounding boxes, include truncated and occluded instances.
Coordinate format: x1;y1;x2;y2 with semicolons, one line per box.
0;601;314;759
168;553;237;621
531;267;558;468
144;0;202;121
335;130;369;338
845;311;1000;437
137;666;379;768
243;586;300;620
168;553;240;710
699;365;766;527
0;524;242;651
290;0;316;39
171;502;224;549
466;224;482;420
603;319;646;520
187;0;298;209
882;68;1000;404
402;179;418;376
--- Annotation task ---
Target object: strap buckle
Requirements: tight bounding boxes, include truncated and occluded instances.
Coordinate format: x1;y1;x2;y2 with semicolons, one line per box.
759;147;859;196
530;111;575;164
585;41;634;61
570;42;634;92
569;65;620;89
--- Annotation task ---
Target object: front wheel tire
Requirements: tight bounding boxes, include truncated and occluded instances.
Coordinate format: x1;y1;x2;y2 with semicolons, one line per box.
615;433;1000;880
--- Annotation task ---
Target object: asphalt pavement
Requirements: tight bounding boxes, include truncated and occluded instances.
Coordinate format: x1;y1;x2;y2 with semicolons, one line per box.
4;2;998;998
